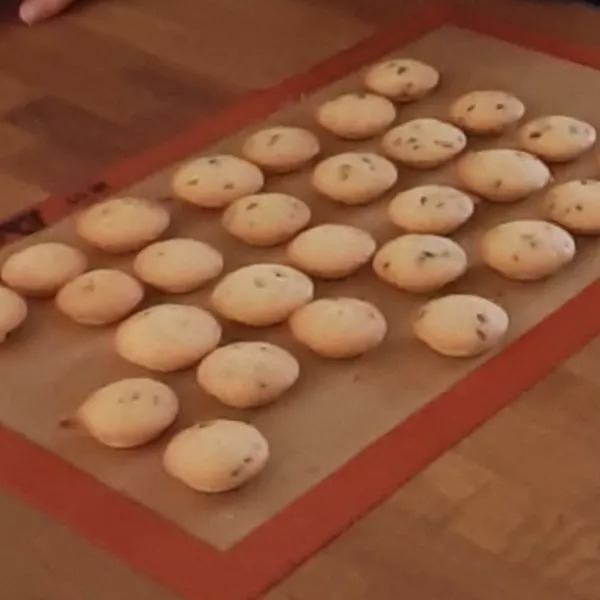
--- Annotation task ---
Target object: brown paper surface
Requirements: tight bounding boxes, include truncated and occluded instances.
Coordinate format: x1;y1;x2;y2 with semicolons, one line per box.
2;25;600;550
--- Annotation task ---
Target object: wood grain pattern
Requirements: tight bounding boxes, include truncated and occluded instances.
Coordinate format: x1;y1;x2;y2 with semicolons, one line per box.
267;343;600;600
2;1;600;599
0;490;180;600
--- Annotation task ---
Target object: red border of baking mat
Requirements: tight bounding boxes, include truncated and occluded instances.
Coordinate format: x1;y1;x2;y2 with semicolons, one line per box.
3;3;600;599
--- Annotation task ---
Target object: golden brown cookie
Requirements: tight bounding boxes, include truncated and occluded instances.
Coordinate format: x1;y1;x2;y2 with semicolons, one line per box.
545;179;600;234
312;152;398;205
163;420;269;493
56;269;144;326
76;197;170;253
211;264;313;326
77;378;179;448
241;126;320;172
172;155;264;208
1;242;88;297
133;238;223;294
388;185;475;234
289;297;387;359
449;90;525;134
364;58;440;102
373;234;468;293
287;223;376;279
481;220;575;281
316;92;396;140
115;304;222;372
197;342;299;408
456;149;551;202
381;118;467;168
222;193;311;247
414;294;509;358
518;115;596;163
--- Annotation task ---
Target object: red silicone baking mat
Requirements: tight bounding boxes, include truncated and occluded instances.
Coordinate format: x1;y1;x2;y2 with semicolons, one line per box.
3;2;600;598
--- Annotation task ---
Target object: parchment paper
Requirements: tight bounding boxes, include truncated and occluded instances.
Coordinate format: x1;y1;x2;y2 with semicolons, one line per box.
1;25;600;550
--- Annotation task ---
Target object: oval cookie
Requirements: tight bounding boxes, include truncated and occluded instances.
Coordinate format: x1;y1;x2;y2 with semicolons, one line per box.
545;179;600;234
163;420;269;493
241;126;320;172
115;304;222;372
312;152;398;205
287;223;376;279
77;378;179;448
316;92;396;140
76;197;170;254
373;234;468;293
290;297;387;359
211;264;313;326
172;155;264;208
222;193;311;247
197;342;299;408
56;269;144;326
456;149;551;202
481;220;575;281
364;58;440;102
381;118;467;168
518;115;596;163
414;294;509;358
1;242;88;297
133;238;223;294
0;285;27;342
449;90;525;134
388;185;475;234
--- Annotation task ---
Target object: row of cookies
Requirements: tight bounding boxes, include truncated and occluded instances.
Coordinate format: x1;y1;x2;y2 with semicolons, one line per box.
76;377;270;494
0;197;376;496
0;200;513;497
0;220;570;496
0;233;515;410
361;58;538;141
169;142;600;277
171;136;592;223
211;266;509;359
0;236;274;493
0;176;584;344
65;281;509;495
73;293;384;495
1;142;594;333
0;64;595;497
165;57;598;221
167;68;592;213
314;57;440;140
316;99;595;167
132;61;595;492
319;54;597;162
0;194;271;493
166;146;587;294
0;250;272;493
200;147;598;240
56;277;511;496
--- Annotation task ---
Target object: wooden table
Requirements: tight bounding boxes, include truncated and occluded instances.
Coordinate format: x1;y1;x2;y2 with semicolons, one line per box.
2;1;600;598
